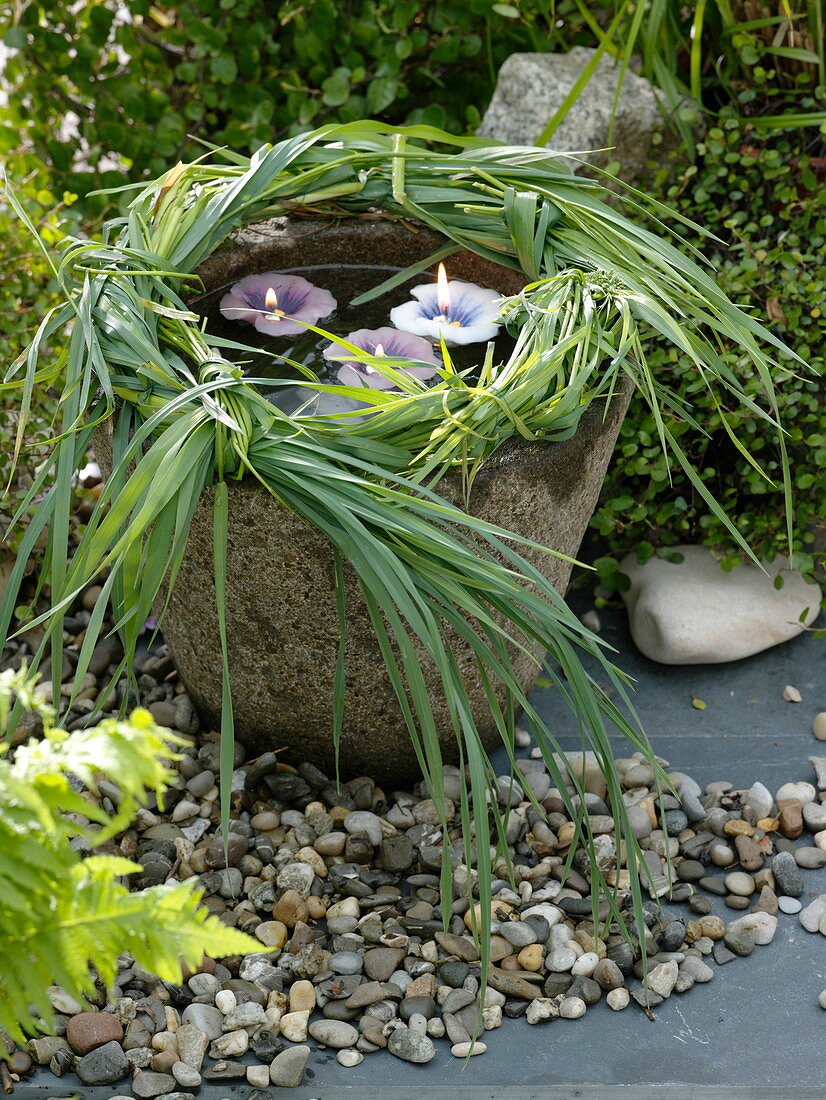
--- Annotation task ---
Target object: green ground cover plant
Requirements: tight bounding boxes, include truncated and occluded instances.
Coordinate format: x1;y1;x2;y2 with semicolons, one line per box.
0;667;259;1051
592;116;826;583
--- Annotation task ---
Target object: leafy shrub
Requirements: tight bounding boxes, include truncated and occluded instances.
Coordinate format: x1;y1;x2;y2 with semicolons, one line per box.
0;154;90;558
592;113;826;579
0;0;583;201
0;668;258;1050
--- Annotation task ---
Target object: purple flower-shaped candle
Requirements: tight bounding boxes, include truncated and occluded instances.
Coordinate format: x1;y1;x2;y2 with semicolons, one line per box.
322;326;440;390
219;273;336;336
390;263;502;346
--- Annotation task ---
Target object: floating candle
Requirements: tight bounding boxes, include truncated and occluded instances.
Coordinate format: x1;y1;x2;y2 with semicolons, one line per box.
389;263;502;346
322;326;440;390
219;272;336;336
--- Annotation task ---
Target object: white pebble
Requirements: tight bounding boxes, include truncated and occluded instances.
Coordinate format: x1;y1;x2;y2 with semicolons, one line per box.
482;1005;502;1030
215;989;237;1014
525;997;558;1024
426;1017;445;1038
782;684;802;702
558;996;586;1019
514;726;532;748
607;987;630;1010
337;1049;363;1067
580;609;601;632
818;990;826;1010
247;1064;270;1088
778;896;802;914
571;951;598;977
776;781;816;805
451;1040;487;1057
813;713;826;741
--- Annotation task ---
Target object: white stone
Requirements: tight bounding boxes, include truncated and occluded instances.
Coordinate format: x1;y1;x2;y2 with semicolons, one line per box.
525;998;559;1024
571;951;599;977
223;1002;266;1031
813;713;826;741
519;903;563;927
778;897;802;914
558;996;586;1019
726;912;777;946
279;1010;310;1042
799;895;826;933
607;987;630;1010
619;547;821;664
643;960;678;998
809;756;826;789
208;1028;248;1058
326;897;360;919
337;1049;363;1067
247;1064;271;1088
803;802;826;831
214;989;237;1014
451;1040;487;1057
776;781;816;805
743;781;774;822
172;1062;201;1088
478;47;669;185
782;684;803;702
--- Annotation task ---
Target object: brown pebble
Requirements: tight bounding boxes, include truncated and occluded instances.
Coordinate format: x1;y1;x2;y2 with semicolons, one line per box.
8;1050;32;1076
724;818;754;838
752;885;779;915
734;834;764;872
363;1029;387;1048
273;889;309;927
499;955;521;971
151;1050;178;1073
66;1012;124;1056
724;894;750;910
757;817;779;832
777;797;803;839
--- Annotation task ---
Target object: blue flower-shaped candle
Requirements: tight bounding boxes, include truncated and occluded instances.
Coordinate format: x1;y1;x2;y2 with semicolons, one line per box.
322;327;439;390
220;272;336;336
390;263;502;347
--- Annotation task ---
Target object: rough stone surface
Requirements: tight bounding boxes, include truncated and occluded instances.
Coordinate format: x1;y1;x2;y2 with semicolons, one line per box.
66;1012;123;1055
92;218;632;787
478;47;670;184
269;1045;310;1088
619;547;821;664
75;1041;129;1086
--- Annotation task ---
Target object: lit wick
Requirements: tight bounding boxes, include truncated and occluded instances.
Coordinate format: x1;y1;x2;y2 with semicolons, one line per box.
264;287;285;319
374;343;385;356
437;263;461;326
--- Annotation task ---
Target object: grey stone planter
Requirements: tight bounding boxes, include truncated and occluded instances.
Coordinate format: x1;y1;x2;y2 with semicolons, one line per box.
96;217;631;787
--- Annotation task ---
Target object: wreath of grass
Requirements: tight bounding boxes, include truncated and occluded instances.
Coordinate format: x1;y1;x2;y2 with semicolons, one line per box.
2;121;800;986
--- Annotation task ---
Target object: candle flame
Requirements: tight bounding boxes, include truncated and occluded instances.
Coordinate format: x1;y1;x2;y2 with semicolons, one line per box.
374;343;385;356
437;263;451;317
264;287;278;311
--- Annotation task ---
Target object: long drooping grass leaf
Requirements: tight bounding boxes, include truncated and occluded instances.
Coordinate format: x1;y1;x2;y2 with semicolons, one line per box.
1;123;804;992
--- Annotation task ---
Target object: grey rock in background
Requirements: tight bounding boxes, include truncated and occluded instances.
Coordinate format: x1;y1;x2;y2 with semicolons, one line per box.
478;47;671;184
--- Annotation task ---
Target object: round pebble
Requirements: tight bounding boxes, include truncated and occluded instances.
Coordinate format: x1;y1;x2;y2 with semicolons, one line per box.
337;1049;364;1067
724;871;756;897
777;896;802;914
558;996;586;1019
606;987;630;1011
813;713;826;741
